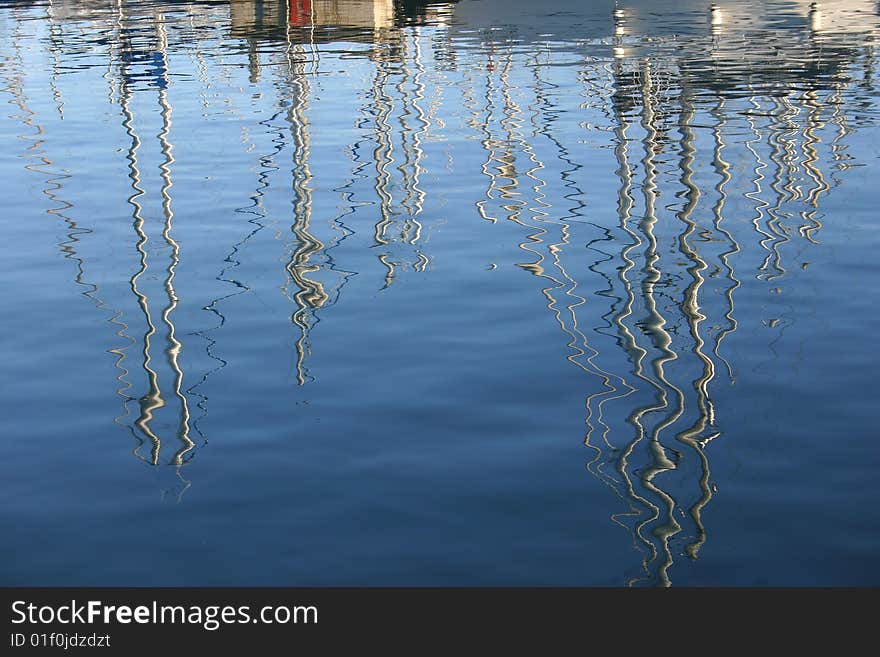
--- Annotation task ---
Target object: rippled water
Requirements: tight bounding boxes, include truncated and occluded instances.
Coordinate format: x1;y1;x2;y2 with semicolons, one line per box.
1;0;878;586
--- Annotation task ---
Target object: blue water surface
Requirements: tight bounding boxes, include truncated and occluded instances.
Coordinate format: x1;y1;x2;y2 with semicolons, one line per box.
1;0;878;586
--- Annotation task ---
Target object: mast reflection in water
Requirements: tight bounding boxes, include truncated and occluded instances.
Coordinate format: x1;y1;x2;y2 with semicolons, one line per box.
0;0;878;585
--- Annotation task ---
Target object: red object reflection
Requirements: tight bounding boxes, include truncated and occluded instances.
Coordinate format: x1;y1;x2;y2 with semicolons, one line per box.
289;0;312;26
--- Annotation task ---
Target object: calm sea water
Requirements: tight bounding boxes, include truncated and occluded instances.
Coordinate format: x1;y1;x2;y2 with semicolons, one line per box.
1;0;878;586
